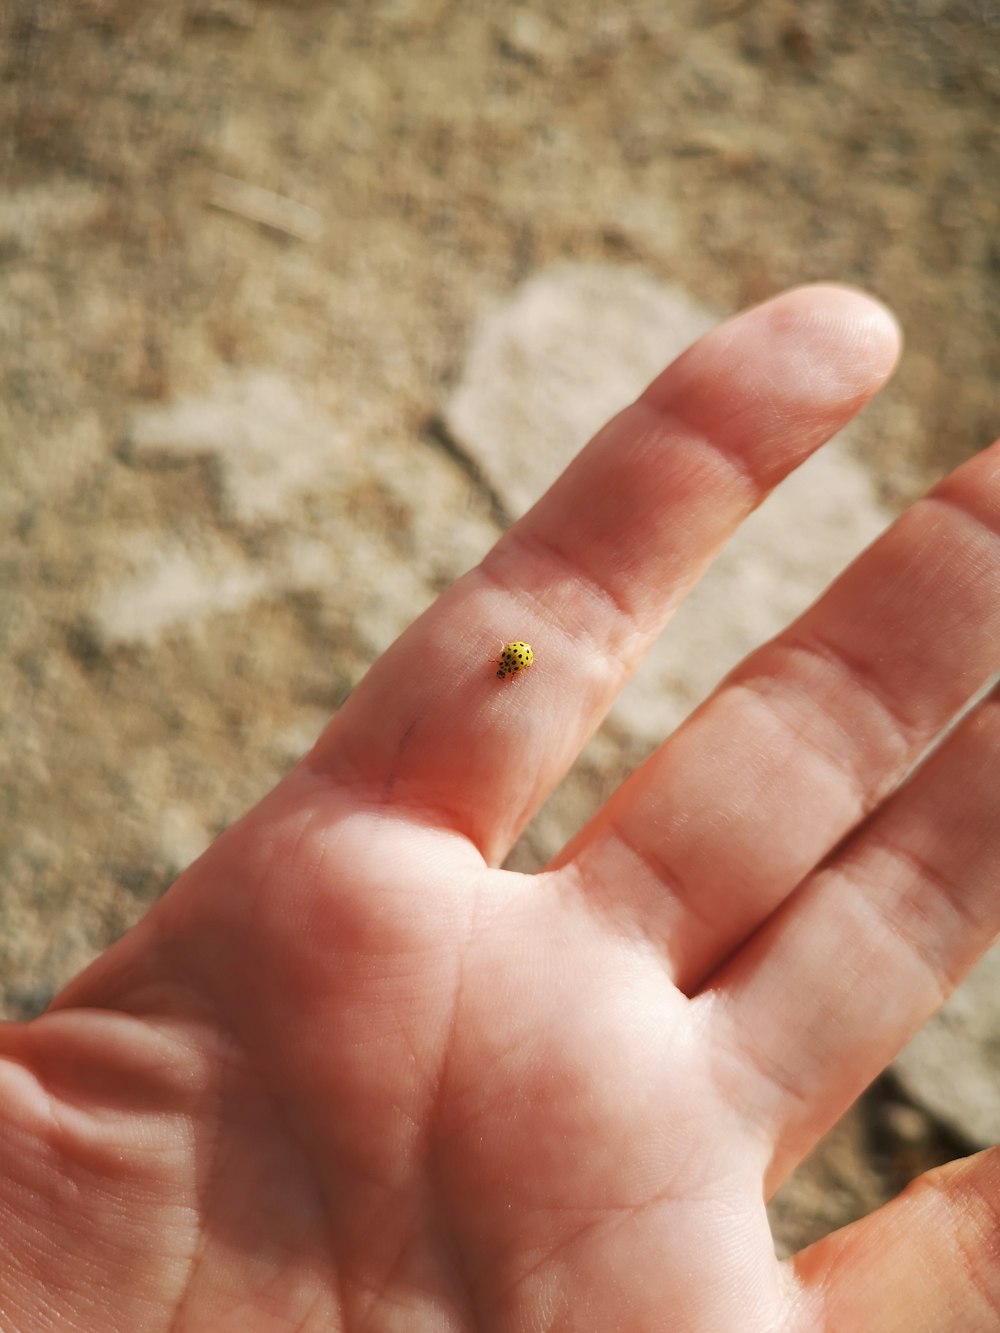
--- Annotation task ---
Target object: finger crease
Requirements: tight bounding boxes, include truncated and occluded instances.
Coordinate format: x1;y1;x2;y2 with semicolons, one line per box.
486;524;642;659
767;629;921;774
632;396;762;499
725;677;870;821
850;837;987;987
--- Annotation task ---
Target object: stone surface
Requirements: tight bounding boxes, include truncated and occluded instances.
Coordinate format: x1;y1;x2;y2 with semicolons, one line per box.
126;370;349;524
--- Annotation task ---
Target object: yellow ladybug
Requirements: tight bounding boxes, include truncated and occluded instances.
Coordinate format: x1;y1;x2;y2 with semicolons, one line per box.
496;640;534;679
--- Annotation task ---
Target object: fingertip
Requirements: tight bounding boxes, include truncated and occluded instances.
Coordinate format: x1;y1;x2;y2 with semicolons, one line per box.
799;282;903;365
715;282;902;431
643;281;903;433
764;282;903;388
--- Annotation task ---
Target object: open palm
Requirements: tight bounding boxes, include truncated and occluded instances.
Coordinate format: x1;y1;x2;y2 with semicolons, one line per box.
3;286;999;1332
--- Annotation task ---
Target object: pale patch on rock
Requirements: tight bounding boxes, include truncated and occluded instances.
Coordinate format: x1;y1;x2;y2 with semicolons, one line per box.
495;9;565;66
126;370;347;524
156;804;213;877
445;263;718;518
0;181;107;246
91;533;270;646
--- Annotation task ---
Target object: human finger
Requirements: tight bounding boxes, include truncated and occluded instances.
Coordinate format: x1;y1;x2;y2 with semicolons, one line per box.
310;286;900;863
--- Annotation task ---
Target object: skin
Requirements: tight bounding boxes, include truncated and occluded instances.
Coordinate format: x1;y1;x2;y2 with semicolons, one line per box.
2;284;1000;1332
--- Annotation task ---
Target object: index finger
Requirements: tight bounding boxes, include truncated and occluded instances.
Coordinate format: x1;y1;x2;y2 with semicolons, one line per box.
309;285;901;863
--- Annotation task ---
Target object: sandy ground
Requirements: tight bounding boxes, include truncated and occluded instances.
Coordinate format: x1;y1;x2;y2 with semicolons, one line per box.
1;0;998;1252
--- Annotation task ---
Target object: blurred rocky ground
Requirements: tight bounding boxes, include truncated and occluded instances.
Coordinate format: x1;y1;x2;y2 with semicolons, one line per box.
1;0;997;1252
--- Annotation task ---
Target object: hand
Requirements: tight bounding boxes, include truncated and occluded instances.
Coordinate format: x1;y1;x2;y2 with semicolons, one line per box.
3;285;998;1332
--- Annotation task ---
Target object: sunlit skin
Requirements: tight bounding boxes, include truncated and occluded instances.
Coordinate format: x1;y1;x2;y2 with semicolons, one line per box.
2;285;1000;1331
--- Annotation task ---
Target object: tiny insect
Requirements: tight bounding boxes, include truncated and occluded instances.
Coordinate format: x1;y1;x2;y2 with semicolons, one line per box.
496;640;534;679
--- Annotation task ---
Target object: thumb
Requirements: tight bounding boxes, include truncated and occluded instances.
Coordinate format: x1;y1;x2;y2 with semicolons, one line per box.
789;1148;1000;1332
